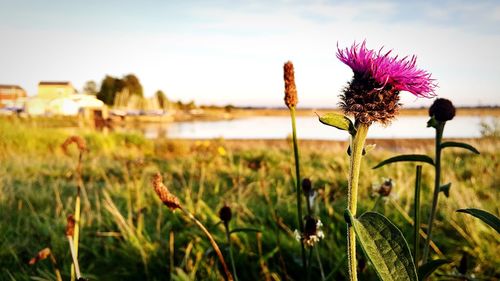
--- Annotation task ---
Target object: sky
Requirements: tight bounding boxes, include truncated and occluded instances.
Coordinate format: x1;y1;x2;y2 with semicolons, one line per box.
0;0;499;108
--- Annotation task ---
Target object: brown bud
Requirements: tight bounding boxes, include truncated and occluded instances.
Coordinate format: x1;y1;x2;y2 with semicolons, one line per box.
66;214;75;237
28;248;51;265
377;179;393;197
429;98;456;122
302;178;312;196
62;136;87;155
152;173;181;210
219;205;232;224
283;61;298;108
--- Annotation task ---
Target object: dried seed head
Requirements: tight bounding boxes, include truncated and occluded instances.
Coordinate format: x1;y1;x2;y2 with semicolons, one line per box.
28;248;51;265
302;178;312;196
62;136;87;155
152;173;181;210
219;205;232;224
66;214;75;237
340;74;400;125
429;98;456;122
283;61;298;108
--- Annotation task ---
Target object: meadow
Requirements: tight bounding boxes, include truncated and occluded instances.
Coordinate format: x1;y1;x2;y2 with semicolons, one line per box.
0;117;499;280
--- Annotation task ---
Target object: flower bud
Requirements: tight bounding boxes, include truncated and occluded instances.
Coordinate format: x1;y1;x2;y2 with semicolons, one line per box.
377;179;393;197
301;178;312;196
219;205;232;225
429;98;456;122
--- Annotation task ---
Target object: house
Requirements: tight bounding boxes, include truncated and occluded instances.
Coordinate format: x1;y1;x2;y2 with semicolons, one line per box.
26;81;106;116
0;85;27;109
37;81;76;100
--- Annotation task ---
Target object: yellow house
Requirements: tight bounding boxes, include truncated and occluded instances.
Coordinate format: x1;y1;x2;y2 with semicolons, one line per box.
38;81;76;100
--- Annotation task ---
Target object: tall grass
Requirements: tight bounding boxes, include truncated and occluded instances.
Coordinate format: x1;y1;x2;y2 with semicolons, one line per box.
0;118;499;280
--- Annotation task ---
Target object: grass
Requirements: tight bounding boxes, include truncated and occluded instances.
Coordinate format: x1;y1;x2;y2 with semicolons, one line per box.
0;117;499;280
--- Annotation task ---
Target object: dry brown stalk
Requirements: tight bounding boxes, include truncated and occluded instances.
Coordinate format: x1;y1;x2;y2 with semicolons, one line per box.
151;173;233;281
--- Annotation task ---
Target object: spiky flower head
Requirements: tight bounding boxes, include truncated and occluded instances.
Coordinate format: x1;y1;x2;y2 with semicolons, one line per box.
152;173;181;210
283;61;298;108
429;98;456;122
219;205;232;225
294;216;325;247
337;41;436;125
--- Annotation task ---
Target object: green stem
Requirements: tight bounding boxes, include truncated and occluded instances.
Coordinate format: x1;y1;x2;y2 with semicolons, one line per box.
290;106;307;272
71;151;84;281
225;223;239;281
413;165;422;266
422;122;444;263
347;124;369;281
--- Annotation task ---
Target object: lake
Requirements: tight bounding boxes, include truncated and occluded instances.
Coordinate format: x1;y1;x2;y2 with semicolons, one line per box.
127;115;496;140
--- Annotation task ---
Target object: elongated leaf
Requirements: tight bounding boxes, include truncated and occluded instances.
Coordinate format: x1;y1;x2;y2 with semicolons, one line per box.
457;208;500;234
418;259;451;280
318;112;356;135
348;210;418;281
373;154;435;169
440;141;480;154
229;228;261;234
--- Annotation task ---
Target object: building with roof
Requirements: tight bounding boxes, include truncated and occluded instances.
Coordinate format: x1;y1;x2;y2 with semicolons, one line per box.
37;81;76;100
0;85;27;109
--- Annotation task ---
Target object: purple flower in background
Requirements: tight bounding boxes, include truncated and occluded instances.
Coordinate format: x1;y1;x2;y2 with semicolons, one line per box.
337;41;437;124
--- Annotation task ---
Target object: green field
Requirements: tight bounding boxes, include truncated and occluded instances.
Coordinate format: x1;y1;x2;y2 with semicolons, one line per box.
0;117;499;280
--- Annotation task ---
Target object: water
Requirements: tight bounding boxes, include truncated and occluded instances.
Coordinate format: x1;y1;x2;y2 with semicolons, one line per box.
135;116;496;140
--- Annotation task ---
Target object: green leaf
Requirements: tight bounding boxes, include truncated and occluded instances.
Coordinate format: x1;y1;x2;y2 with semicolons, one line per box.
318;112;356;135
439;183;451;198
456;208;500;234
426;116;438;128
373;154;435;169
348;210;418;281
418;259;451;280
440;141;480;154
229;228;261;234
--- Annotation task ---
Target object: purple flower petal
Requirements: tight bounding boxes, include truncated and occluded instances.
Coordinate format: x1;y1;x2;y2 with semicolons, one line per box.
337;41;437;97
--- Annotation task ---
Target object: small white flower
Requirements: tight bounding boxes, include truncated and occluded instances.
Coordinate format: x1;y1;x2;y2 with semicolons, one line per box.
294;229;301;242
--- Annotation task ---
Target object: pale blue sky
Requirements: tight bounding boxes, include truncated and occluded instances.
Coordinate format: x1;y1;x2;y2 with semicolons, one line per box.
1;0;499;107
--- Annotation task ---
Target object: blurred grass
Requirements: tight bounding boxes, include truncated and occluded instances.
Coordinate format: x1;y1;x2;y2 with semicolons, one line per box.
0;117;499;280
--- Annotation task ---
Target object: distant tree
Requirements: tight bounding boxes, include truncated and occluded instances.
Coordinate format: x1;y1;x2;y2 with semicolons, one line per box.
124;74;143;97
155;90;168;109
82;80;98;95
97;75;125;105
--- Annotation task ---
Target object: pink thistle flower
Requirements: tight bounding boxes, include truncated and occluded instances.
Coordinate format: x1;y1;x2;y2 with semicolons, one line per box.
337;41;437;124
337;41;436;98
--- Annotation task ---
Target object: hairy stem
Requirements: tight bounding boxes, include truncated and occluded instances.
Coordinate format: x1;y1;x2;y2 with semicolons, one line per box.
180;207;234;281
289;106;307;272
347;124;369;281
413;165;423;265
423;122;444;263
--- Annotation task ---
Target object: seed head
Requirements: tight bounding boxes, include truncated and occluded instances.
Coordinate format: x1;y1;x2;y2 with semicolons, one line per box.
66;214;75;237
62;136;87;155
28;248;51;265
301;178;312;196
219;205;232;225
429;98;456;122
152;173;181;210
283;61;298;108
